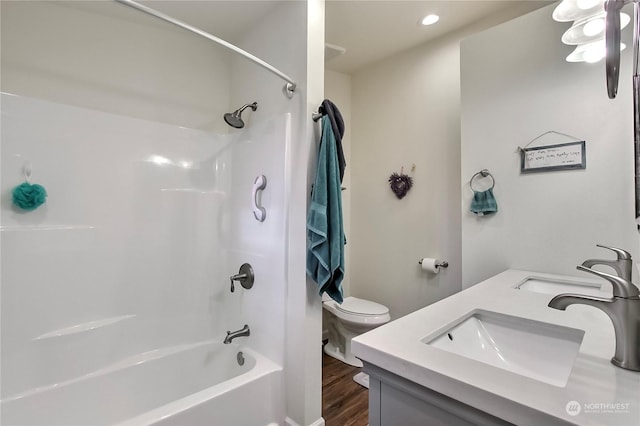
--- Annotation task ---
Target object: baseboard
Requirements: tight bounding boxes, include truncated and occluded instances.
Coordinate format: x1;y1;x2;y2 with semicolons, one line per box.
284;416;325;426
310;418;326;426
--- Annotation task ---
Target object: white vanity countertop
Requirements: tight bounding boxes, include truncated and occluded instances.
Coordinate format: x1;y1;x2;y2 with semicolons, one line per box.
351;269;640;426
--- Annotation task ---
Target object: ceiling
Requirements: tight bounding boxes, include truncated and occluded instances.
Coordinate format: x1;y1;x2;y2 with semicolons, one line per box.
135;0;283;41
325;0;554;74
65;0;554;75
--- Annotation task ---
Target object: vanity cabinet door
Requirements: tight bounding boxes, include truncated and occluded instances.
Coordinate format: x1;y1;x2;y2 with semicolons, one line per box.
366;364;514;426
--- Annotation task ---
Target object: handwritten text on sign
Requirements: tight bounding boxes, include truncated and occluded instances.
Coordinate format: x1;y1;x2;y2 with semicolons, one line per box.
522;141;585;172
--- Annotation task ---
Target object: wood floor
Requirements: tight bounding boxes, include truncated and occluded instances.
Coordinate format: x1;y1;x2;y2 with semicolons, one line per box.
322;350;369;426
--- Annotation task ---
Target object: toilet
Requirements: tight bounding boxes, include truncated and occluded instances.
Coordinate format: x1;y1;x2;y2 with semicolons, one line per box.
322;294;390;367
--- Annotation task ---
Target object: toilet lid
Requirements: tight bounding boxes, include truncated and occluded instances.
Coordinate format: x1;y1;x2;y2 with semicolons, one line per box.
336;297;389;316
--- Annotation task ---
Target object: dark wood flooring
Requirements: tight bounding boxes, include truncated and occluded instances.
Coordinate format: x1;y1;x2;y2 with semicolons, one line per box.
322;349;369;426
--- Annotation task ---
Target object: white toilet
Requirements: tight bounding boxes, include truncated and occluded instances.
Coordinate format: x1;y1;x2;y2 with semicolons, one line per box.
322;294;391;367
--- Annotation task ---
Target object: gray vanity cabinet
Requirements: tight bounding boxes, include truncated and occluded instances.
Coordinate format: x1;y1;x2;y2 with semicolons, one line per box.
365;363;514;426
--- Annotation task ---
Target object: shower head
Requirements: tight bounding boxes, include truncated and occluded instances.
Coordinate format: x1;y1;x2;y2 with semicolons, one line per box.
224;102;258;129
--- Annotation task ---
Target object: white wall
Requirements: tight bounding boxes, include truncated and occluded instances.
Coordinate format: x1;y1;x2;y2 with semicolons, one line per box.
0;0;231;132
343;4;549;320
461;4;638;288
297;1;325;423
229;1;325;425
349;34;461;320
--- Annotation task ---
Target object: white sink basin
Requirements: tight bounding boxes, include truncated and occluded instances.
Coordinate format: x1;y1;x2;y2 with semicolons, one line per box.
515;276;612;297
423;310;584;387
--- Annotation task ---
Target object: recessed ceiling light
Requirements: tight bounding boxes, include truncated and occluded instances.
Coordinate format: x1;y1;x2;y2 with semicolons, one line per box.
421;14;440;26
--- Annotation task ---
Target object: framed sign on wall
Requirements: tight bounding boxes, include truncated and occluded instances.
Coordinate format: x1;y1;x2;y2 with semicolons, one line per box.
520;141;586;173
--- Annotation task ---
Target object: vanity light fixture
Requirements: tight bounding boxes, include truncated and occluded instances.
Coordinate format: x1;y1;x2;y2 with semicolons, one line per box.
554;0;628;63
561;11;630;44
420;14;440;26
566;39;627;63
553;0;605;22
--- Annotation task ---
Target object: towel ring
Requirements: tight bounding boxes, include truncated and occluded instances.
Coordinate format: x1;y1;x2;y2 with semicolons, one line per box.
469;169;495;191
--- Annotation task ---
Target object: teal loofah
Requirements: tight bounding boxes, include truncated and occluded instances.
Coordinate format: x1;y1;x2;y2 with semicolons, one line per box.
12;182;47;211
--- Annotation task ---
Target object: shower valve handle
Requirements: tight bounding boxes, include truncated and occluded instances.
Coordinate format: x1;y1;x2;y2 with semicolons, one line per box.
229;275;245;293
229;263;255;293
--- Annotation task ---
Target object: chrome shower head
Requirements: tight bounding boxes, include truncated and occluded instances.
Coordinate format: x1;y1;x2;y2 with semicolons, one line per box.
224;102;258;129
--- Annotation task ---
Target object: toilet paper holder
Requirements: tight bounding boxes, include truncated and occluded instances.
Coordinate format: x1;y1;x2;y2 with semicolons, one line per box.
418;259;449;268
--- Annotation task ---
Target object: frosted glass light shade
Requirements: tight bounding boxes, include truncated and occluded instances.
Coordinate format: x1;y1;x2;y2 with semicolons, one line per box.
553;0;605;22
561;12;630;44
566;40;626;63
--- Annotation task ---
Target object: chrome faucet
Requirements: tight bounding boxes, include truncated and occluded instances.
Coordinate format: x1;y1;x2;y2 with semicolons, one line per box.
224;324;250;344
580;244;632;281
548;263;640;372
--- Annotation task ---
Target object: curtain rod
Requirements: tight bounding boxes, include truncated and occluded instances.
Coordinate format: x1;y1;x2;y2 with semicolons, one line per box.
634;1;639;77
114;0;297;98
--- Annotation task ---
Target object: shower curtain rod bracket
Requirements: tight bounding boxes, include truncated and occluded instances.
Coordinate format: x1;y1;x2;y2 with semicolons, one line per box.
284;83;296;99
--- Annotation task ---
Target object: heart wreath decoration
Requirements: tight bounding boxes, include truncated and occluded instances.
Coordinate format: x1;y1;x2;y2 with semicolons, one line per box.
388;172;413;199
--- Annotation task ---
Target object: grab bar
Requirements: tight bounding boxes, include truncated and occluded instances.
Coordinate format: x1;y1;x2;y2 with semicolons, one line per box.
252;175;267;222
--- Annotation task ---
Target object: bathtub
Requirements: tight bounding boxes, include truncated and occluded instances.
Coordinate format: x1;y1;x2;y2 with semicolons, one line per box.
1;340;284;426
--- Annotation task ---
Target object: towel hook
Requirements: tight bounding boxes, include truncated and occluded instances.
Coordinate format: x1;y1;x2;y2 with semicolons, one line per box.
469;169;495;191
23;161;32;183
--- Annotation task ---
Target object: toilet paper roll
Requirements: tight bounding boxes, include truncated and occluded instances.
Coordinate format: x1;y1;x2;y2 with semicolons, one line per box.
420;258;440;274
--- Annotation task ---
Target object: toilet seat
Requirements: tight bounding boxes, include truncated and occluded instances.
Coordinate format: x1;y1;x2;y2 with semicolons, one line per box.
323;296;391;327
336;297;389;317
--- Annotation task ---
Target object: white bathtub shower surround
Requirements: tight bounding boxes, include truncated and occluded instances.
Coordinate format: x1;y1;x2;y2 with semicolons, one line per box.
0;93;289;424
1;341;283;426
2;0;322;423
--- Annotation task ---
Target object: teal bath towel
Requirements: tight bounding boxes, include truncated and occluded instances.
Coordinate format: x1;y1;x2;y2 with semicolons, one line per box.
470;188;498;216
306;116;345;303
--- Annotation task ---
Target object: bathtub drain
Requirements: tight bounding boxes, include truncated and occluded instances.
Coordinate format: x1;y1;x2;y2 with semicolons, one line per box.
237;351;245;366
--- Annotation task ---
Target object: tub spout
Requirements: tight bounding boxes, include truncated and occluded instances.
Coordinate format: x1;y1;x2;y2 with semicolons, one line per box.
224;324;250;344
